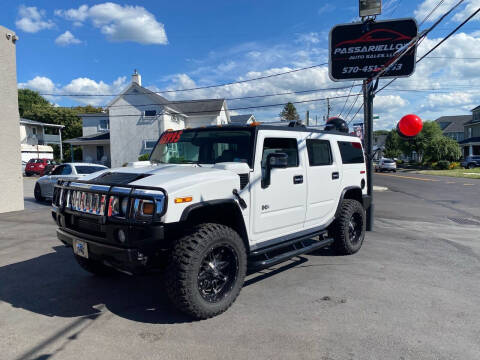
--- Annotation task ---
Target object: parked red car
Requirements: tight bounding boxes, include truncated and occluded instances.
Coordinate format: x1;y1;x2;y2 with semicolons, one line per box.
25;158;55;176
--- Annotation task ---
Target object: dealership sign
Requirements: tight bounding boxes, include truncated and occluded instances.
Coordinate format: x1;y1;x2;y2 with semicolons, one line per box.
329;18;418;81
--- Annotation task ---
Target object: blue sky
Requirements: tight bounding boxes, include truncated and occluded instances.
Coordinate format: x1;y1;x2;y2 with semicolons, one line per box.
3;0;480;129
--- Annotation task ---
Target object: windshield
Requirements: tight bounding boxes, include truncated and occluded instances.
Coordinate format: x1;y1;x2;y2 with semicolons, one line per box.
75;165;107;174
150;128;254;167
383;159;394;163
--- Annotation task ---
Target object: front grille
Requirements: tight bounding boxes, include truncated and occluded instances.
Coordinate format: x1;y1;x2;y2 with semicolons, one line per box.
239;173;249;189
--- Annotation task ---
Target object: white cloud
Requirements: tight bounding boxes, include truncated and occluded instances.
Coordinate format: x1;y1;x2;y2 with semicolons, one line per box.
15;5;54;33
19;75;128;106
54;5;89;22
415;0;480;23
55;31;82;46
54;3;168;45
318;4;335;15
19;76;56;93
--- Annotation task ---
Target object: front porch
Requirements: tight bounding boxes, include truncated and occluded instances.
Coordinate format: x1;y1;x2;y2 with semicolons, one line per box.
459;137;480;158
64;132;111;167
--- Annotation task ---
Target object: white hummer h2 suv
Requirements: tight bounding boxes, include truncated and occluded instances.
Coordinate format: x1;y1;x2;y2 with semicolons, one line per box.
52;123;370;319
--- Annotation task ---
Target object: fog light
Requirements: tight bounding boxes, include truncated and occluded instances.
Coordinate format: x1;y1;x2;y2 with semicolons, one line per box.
117;229;126;243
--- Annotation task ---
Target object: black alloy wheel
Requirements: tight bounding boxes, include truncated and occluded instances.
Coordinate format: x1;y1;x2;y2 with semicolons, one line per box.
348;213;363;246
34;183;44;202
197;244;239;303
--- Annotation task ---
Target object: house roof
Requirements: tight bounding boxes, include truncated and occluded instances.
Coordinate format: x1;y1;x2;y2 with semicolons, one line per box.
459;136;480;145
172;99;225;116
230;114;254;124
434;115;471;133
471;105;480;112
64;131;110;145
20;118;64;128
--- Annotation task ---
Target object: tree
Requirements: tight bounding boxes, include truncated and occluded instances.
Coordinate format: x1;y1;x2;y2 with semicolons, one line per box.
279;102;300;121
384;130;402;158
398;121;443;162
18;90;103;161
424;136;461;162
18;89;51;117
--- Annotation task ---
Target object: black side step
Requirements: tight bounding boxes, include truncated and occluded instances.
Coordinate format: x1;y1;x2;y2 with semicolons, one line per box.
248;231;333;270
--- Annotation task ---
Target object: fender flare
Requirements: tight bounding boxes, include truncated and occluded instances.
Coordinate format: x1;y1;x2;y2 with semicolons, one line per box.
334;186;370;218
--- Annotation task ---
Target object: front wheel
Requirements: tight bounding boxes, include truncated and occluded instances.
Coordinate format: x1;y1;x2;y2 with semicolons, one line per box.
165;223;247;319
34;183;44;202
468;163;475;169
329;199;366;255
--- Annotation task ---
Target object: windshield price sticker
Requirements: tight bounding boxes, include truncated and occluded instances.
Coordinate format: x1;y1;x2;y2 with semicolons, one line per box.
159;130;183;144
329;19;418;81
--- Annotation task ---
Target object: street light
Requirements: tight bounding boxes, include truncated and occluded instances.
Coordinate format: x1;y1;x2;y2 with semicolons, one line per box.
360;0;382;17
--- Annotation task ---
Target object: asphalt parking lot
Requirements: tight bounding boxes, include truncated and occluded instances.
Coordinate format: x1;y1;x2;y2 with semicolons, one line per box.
0;176;479;360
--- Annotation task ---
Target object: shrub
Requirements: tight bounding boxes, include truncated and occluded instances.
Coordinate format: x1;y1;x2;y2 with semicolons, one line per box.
449;162;461;170
138;154;150;161
436;160;450;170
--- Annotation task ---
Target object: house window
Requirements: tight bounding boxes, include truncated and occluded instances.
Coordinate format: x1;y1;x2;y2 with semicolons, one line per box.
98;119;109;131
32;128;37;135
144;140;157;151
96;146;105;161
468;127;472;138
144;110;157;117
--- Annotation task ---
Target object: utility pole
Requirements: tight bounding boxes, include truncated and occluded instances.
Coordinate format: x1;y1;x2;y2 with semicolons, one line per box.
326;98;331;119
306;110;310;126
363;79;376;231
315;115;318;125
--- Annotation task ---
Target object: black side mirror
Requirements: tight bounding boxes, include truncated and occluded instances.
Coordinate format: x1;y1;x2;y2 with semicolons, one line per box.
262;152;288;188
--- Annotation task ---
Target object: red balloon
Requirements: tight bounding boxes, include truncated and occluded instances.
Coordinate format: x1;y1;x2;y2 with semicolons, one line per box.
398;114;423;137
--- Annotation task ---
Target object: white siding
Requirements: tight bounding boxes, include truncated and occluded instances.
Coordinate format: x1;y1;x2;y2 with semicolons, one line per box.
109;89;164;167
82;116;108;136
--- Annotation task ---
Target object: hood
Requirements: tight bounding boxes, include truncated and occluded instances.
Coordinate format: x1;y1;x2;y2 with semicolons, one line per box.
80;163;242;194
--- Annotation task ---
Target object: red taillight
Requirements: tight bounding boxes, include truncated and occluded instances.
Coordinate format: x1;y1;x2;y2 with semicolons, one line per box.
360;170;366;174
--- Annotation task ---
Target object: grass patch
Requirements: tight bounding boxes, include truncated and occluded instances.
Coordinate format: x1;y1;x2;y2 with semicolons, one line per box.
418;168;480;179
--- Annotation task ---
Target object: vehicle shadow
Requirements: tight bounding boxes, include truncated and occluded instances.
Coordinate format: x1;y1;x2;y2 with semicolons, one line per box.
0;246;191;324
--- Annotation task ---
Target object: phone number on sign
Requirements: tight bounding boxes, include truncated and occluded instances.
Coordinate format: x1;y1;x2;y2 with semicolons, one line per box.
342;64;403;74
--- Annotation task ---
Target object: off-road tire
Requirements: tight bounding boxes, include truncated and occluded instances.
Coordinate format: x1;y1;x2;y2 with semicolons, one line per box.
165;223;247;319
74;255;115;276
34;183;44;202
330;199;365;255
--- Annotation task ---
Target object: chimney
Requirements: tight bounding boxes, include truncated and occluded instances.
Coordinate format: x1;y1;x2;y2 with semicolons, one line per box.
132;69;141;86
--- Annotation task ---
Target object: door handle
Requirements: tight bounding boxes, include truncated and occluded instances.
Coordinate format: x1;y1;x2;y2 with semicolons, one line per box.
293;175;303;184
332;172;339;180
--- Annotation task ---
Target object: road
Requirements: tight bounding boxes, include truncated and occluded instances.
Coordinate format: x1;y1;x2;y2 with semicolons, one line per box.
0;177;479;360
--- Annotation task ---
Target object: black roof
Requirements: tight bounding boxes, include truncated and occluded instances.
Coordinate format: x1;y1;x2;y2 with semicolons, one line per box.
435;115;471;133
172;99;225;116
230;114;253;124
459;136;480;144
65;132;110;142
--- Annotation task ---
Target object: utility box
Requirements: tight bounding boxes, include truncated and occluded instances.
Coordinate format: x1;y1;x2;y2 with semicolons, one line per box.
0;25;24;213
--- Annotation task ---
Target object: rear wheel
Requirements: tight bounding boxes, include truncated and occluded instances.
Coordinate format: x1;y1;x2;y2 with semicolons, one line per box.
34;183;44;202
165;223;247;319
74;255;115;276
330;199;366;255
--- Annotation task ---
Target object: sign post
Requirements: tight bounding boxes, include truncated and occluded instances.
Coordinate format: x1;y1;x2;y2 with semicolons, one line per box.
329;12;418;231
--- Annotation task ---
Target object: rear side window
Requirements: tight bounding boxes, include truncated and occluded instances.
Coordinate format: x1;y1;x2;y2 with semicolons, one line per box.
306;139;332;166
262;138;299;168
337;141;365;164
75;166;106;174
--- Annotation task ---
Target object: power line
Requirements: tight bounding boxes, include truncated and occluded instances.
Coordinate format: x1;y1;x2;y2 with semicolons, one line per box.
420;0;445;26
38;63;328;97
338;81;355;117
376;3;480;95
58;92;362;118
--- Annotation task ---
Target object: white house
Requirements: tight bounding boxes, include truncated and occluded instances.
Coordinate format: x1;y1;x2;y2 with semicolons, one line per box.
66;71;231;168
230;114;256;125
19;118;64;162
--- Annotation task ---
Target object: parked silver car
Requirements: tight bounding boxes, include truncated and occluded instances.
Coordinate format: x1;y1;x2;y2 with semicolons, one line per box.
375;158;397;172
34;163;107;201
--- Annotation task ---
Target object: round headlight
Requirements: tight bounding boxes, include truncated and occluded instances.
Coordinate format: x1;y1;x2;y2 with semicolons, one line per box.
121;197;129;216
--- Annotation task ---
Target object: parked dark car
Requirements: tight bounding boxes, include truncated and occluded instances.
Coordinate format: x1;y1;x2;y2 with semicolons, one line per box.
25;158;55;176
461;155;480;169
